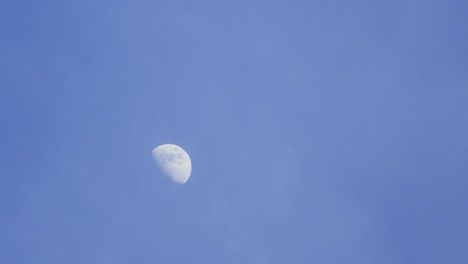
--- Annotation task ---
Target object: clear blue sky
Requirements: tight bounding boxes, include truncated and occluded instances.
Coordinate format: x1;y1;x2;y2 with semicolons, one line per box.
1;0;467;263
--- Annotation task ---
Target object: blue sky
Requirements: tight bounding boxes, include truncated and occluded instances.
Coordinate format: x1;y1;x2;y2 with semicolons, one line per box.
1;0;467;263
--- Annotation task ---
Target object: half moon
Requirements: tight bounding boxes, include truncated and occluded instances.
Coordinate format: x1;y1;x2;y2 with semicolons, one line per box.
152;144;192;184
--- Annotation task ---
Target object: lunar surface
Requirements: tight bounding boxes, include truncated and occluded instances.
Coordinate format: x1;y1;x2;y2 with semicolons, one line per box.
152;144;192;184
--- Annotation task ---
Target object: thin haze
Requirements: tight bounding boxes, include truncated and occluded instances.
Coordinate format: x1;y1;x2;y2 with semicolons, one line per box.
1;0;467;263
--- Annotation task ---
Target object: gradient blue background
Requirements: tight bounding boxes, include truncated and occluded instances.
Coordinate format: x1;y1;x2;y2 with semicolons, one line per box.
1;0;467;263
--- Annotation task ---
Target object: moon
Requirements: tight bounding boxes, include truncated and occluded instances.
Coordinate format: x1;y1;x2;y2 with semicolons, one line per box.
152;144;192;184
